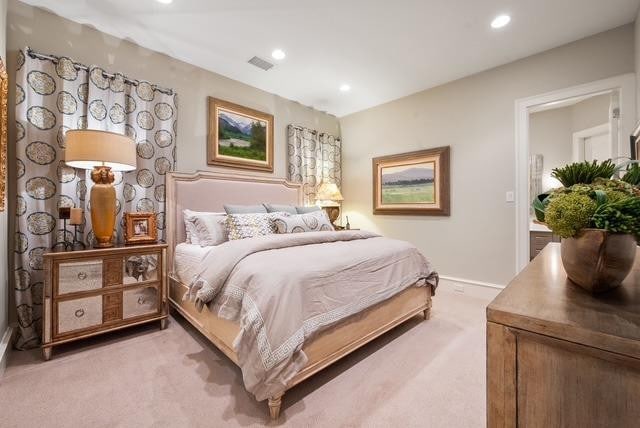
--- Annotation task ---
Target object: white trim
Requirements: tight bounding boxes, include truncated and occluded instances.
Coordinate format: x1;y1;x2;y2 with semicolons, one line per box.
437;275;504;301
572;123;610;162
0;326;14;379
514;73;636;273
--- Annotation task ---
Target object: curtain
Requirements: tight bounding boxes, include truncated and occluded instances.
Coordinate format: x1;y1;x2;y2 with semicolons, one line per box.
286;125;341;205
14;49;178;349
529;154;543;213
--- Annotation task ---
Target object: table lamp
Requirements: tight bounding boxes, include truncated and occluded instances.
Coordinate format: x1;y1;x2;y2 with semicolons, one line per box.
65;130;137;247
316;181;344;228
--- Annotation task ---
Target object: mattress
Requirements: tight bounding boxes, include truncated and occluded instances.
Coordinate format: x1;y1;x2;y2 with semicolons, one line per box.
174;243;211;285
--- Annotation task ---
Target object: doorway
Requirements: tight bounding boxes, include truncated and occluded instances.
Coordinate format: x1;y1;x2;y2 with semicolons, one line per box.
514;73;636;272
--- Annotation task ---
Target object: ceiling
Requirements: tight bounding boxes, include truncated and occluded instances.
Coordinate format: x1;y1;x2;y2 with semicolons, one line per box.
20;0;640;117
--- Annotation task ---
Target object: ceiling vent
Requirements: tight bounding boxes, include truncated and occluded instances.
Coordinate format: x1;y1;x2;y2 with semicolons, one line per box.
248;56;274;71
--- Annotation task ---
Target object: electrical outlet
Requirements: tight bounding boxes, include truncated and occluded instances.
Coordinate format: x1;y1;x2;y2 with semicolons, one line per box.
506;191;515;202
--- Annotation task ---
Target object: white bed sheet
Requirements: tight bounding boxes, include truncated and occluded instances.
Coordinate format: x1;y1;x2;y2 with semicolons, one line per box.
174;243;211;285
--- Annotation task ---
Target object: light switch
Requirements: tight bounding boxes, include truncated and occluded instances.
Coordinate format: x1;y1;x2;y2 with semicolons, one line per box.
506;191;515;202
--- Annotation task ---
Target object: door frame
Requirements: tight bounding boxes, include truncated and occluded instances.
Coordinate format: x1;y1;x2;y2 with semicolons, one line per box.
572;123;610;162
514;73;636;273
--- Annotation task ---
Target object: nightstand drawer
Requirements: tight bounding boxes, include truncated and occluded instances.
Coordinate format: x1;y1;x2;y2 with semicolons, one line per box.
123;285;159;319
58;260;103;295
57;295;103;335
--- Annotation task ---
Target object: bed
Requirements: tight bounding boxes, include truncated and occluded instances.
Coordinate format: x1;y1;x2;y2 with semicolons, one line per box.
166;171;437;420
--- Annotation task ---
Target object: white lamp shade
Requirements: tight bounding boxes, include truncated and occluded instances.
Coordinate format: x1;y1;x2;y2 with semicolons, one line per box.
65;129;137;171
316;182;344;201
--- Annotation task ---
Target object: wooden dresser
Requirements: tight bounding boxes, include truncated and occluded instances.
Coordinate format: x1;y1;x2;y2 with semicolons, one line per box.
487;243;640;427
42;243;168;360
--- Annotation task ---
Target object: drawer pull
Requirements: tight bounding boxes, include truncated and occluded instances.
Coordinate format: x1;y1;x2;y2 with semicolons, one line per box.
75;309;85;318
137;296;145;305
77;272;87;280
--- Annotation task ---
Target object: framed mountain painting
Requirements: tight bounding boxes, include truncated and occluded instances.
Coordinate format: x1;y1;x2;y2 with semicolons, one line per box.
207;97;274;172
372;146;450;215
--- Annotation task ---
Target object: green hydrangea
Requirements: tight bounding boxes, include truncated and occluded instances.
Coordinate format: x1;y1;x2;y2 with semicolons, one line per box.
545;193;597;238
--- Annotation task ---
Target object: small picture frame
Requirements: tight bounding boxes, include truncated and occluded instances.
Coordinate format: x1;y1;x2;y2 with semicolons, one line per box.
124;212;157;245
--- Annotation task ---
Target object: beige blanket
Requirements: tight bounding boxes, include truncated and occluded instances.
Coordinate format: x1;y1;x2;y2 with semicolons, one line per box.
186;230;438;401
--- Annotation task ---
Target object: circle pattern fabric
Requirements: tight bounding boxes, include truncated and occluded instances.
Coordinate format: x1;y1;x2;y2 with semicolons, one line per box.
14;49;177;350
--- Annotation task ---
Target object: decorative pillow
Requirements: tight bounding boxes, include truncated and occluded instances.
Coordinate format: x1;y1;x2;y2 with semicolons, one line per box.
226;213;277;240
272;210;334;234
183;210;226;246
295;205;321;214
263;204;297;215
224;204;268;214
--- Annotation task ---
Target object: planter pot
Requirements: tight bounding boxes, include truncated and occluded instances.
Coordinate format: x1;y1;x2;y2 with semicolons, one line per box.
560;229;637;294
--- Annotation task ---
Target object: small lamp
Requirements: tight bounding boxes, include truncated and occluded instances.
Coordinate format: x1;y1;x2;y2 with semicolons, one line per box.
65;130;136;248
316;182;344;228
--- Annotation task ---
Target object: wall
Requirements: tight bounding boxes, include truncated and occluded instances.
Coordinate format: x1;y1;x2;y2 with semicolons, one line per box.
340;25;634;285
530;94;611;192
530;107;573;192
6;0;340;177
5;1;340;322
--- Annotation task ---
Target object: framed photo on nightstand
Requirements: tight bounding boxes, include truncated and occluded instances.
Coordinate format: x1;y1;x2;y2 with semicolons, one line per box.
124;212;157;245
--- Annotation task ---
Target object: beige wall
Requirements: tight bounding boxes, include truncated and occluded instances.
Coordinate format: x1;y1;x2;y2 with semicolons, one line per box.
0;0;7;341
6;0;340;179
530;94;610;193
340;25;634;285
5;1;339;322
530;108;573;192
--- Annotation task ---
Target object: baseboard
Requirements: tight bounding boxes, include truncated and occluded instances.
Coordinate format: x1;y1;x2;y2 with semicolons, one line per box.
437;275;504;300
0;325;14;379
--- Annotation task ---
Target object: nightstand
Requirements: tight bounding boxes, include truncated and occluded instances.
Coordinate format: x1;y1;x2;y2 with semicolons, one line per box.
42;243;168;360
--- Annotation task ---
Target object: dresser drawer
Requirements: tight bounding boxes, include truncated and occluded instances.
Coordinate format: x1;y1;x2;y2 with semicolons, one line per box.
123;285;159;319
57;295;103;335
57;260;103;295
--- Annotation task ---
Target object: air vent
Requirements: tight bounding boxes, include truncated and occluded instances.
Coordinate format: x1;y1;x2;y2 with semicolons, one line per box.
248;56;274;71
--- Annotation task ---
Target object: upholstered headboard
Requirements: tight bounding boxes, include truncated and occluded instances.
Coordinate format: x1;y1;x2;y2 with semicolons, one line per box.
165;170;303;272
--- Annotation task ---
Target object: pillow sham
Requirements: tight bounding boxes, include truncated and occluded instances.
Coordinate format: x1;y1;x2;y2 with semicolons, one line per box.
272;210;334;234
224;204;268;214
226;213;277;240
263;204;297;215
183;210;227;246
295;205;321;214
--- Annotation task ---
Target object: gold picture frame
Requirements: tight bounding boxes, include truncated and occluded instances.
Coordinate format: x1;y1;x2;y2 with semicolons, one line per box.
124;212;158;245
372;146;450;216
207;97;274;172
0;57;7;212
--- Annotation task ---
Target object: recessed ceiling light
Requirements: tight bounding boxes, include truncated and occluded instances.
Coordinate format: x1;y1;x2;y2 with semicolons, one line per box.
339;84;351;92
156;0;173;4
491;14;511;29
271;49;286;60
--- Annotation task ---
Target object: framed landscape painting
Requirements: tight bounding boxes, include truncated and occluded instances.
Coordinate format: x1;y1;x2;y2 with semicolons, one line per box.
208;97;274;172
373;146;450;216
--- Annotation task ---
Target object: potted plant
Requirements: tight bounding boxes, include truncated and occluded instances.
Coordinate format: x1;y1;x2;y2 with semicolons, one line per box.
534;160;640;293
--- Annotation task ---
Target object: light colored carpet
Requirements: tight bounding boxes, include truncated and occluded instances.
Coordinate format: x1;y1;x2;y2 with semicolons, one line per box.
0;290;490;428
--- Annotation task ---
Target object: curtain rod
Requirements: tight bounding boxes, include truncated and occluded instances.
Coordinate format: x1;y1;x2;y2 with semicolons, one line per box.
289;124;340;140
26;46;174;96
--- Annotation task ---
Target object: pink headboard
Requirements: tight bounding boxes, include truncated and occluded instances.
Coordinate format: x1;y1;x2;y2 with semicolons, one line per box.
165;171;303;272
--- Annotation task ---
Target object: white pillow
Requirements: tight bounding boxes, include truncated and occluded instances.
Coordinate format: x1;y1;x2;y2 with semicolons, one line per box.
183;210;227;246
272;210;334;234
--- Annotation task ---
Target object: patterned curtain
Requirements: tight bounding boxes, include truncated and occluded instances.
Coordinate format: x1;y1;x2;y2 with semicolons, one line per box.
14;48;178;349
287;125;341;205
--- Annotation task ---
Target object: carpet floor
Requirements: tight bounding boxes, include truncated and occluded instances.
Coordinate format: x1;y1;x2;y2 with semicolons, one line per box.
0;290;491;428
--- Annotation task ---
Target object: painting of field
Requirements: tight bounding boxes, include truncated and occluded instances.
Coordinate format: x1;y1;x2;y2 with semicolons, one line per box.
381;162;435;204
218;109;267;161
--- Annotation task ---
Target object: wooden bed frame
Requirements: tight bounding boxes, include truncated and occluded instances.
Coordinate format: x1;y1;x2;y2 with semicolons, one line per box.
165;171;433;420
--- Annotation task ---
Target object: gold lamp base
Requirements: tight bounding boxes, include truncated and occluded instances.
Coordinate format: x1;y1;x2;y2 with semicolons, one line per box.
90;166;116;248
321;205;340;228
